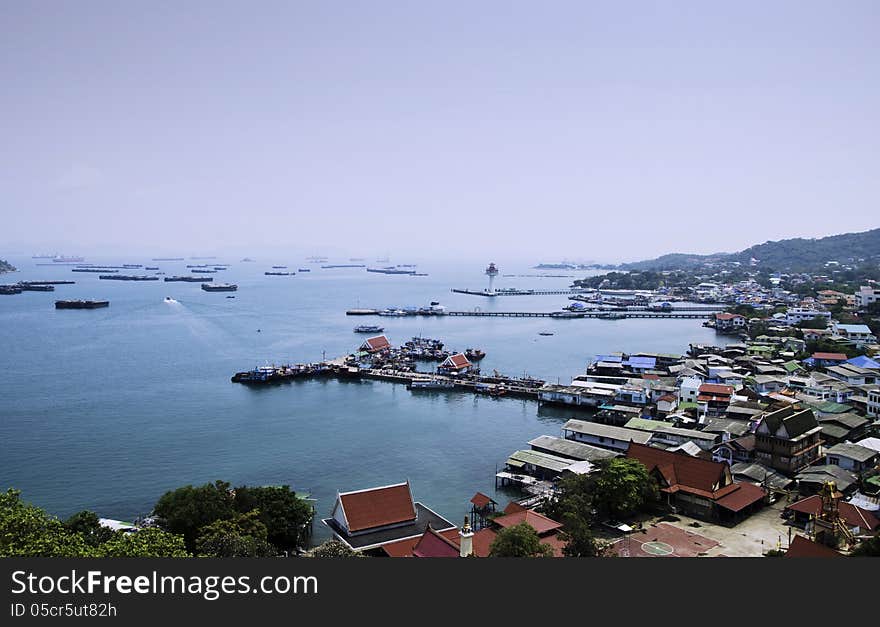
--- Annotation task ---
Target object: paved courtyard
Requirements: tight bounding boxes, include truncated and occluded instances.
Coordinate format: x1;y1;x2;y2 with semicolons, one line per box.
649;500;794;557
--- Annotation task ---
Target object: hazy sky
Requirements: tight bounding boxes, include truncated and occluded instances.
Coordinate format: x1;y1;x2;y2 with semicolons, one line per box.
1;1;878;263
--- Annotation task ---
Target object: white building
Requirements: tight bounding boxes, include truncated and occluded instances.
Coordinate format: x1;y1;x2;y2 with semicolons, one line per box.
785;308;832;325
678;376;702;405
833;323;877;344
857;285;880;309
868;389;880;418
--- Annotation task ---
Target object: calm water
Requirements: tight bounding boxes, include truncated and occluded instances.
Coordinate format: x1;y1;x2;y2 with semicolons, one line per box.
0;256;731;543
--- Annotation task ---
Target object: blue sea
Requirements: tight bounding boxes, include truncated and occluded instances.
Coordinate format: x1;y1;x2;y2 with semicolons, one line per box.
0;256;732;543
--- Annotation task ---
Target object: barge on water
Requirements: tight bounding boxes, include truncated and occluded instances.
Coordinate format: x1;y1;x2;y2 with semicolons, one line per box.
55;300;109;309
99;275;159;281
265;271;293;276
164;276;209;282
202;283;238;292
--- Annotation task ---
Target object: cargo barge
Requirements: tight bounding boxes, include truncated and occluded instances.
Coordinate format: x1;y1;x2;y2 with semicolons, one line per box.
55;300;109;309
201;283;238;292
99;275;159;281
164;276;210;282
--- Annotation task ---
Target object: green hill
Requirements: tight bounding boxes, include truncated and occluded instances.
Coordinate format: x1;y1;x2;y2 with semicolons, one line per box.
620;228;880;273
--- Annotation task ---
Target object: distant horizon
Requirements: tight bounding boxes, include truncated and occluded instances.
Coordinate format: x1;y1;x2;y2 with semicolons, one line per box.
2;224;878;266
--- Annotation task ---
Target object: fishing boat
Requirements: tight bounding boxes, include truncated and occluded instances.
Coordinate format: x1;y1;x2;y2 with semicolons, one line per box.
465;348;486;360
538;331;554;336
354;325;385;333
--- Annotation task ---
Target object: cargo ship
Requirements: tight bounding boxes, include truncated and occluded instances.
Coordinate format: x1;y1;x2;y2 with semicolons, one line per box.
52;256;84;263
99;275;159;281
55;300;109;309
265;271;293;276
366;267;416;275
201;283;238;292
73;268;115;273
164;276;209;282
191;269;217;273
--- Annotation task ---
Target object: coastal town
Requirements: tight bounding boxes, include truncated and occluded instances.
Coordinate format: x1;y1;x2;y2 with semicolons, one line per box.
314;270;880;557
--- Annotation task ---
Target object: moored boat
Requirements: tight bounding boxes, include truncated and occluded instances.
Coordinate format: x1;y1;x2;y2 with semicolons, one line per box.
354;325;385;333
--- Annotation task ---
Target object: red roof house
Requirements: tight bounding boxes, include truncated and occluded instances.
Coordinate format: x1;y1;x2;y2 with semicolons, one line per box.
627;442;765;522
784;534;843;558
323;480;457;552
439;353;472;372
784;495;880;534
360;335;391;353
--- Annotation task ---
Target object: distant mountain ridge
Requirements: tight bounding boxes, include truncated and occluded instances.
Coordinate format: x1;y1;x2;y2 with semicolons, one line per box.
619;228;880;272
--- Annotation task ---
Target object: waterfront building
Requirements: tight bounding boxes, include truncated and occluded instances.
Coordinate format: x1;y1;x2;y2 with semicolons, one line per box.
437;352;473;374
561;420;652;452
322;481;456;553
359;335;391;353
527;435;618;463
622;417;720;451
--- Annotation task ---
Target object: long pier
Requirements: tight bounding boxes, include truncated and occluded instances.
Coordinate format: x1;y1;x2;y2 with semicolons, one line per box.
451;288;586;297
346;309;712;319
232;363;543;400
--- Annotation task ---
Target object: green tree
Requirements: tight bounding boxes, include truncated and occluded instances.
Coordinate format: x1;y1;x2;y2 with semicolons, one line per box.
488;522;554;557
95;527;190;557
538;473;601;556
195;509;275;557
231;485;313;552
153;480;235;551
64;510;115;547
592;458;659;520
0;489;91;557
307;539;364;557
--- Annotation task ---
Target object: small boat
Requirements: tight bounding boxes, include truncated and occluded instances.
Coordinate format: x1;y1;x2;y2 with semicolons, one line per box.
465;348;486;360
298;268;311;272
538;332;554;336
164;296;176;303
272;265;288;269
354;325;384;333
226;295;236;299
